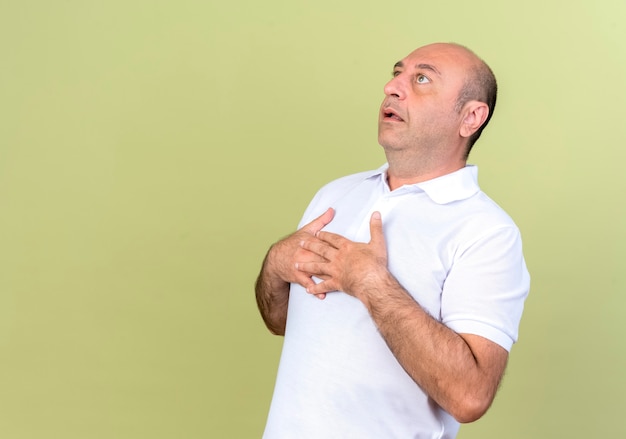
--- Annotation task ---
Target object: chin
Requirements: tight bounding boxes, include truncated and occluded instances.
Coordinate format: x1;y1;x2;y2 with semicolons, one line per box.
378;132;399;150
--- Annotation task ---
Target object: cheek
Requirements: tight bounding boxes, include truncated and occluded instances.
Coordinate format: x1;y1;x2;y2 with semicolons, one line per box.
406;103;440;125
414;100;457;123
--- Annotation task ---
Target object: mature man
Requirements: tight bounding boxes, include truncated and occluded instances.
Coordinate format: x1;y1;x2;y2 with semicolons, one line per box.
255;43;530;439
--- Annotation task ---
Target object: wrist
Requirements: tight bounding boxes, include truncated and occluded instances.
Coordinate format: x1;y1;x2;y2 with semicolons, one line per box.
356;267;396;309
267;242;294;290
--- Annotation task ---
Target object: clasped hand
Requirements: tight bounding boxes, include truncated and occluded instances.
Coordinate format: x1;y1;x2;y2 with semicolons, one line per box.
296;210;389;301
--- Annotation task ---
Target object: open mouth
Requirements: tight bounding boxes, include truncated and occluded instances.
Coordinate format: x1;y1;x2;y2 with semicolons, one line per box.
383;109;404;122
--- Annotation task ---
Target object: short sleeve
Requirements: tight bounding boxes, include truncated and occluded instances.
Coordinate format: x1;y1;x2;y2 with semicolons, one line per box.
441;226;530;351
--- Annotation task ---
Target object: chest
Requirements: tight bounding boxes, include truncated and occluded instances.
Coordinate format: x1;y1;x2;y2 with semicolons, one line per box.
323;193;464;319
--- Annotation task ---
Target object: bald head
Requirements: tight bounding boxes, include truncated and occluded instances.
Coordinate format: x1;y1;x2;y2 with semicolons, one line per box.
378;43;498;178
447;44;497;155
408;44;496;153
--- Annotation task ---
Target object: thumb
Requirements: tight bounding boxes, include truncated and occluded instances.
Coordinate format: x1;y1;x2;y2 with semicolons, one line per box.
303;207;335;235
369;211;385;247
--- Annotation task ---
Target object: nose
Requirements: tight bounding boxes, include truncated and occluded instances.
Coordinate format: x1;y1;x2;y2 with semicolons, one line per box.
383;74;405;99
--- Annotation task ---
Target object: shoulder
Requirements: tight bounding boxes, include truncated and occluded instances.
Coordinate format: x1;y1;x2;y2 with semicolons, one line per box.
297;168;381;228
461;191;519;231
315;169;379;196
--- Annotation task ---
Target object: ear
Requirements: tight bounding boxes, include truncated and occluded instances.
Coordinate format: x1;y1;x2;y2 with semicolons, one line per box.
459;101;489;138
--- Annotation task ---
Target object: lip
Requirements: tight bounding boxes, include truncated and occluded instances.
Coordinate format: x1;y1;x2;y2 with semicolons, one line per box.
381;106;404;122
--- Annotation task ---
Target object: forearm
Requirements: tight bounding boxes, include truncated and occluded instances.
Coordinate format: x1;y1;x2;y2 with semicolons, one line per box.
255;208;337;335
296;212;510;422
361;272;506;423
255;248;290;336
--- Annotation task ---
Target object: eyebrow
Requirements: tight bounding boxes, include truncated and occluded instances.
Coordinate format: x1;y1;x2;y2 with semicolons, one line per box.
393;61;441;77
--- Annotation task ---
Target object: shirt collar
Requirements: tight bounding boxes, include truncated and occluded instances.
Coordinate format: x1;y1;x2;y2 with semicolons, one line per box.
366;164;481;205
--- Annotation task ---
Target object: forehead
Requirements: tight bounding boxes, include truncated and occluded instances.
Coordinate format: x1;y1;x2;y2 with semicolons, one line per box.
396;44;476;80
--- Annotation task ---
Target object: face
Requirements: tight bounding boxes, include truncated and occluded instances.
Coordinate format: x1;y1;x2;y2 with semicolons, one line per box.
378;44;475;155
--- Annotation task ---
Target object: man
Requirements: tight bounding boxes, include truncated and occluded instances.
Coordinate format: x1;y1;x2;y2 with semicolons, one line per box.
255;43;530;439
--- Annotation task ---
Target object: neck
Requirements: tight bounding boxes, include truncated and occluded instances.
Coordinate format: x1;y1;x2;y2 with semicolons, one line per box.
385;151;466;190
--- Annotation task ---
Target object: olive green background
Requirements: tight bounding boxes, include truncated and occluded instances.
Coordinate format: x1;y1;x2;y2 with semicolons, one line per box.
1;0;624;438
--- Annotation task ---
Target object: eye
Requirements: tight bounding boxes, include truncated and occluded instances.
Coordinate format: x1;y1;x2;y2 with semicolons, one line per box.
416;74;430;84
392;70;401;78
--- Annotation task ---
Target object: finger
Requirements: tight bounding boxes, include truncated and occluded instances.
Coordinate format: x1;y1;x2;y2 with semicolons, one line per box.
295;261;328;278
293;271;316;291
315;230;346;248
302;208;335;236
299;238;336;260
294;246;327;264
294;269;327;300
306;279;337;296
369;211;385;248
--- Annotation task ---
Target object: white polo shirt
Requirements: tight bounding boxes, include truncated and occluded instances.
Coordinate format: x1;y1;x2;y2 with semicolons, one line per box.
263;164;530;439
